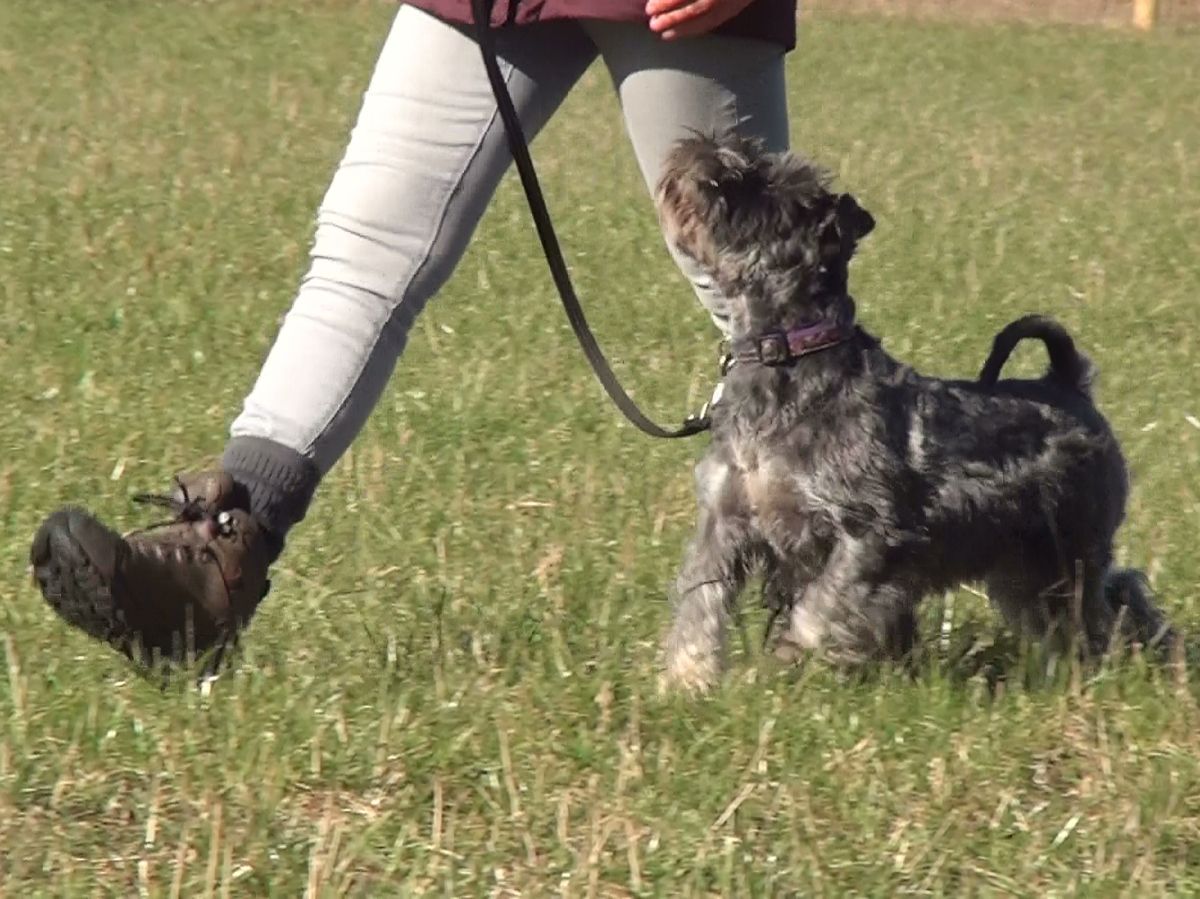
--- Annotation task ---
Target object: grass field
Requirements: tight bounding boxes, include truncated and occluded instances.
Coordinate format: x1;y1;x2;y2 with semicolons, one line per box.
2;1;1199;894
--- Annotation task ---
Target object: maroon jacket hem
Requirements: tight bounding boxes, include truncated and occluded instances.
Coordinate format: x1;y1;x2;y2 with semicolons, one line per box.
402;0;798;51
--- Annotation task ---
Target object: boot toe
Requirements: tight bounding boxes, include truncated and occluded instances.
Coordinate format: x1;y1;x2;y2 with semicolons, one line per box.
30;506;126;644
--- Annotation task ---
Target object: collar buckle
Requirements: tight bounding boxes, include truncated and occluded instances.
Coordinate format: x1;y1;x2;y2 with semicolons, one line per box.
757;333;790;365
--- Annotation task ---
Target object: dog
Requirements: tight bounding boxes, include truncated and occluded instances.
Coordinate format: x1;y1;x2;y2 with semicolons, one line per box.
654;134;1173;693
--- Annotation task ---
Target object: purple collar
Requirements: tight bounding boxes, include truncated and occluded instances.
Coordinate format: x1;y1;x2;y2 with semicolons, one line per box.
726;320;856;369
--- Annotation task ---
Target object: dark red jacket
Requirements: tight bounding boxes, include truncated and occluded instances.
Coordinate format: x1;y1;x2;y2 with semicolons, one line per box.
407;0;798;51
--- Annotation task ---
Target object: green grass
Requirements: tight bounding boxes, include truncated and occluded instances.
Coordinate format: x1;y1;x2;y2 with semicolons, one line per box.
2;1;1200;894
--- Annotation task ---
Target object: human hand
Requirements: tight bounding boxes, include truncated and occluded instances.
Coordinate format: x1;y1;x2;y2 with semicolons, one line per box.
646;0;756;40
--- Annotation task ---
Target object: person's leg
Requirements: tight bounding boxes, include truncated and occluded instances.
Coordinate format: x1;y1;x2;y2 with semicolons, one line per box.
224;8;598;548
31;7;598;662
585;23;789;333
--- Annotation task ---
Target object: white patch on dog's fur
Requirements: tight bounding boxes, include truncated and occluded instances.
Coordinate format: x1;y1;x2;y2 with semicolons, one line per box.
907;407;926;471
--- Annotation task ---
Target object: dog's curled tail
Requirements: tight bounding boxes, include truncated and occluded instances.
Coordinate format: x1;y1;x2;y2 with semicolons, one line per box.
978;314;1094;396
1104;567;1179;656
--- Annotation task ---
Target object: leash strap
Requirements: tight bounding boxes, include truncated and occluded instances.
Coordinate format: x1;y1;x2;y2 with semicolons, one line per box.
469;0;709;439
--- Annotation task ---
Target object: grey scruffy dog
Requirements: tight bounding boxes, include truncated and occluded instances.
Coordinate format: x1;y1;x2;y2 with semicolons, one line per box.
655;133;1175;693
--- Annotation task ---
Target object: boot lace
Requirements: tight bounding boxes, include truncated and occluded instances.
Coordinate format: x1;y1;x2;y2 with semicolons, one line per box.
128;476;238;539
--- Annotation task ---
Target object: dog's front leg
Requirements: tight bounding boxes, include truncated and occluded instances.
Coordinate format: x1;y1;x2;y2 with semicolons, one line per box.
661;458;753;695
777;536;919;668
662;576;745;694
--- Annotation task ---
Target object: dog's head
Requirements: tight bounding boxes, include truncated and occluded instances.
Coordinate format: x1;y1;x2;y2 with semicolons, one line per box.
656;133;874;337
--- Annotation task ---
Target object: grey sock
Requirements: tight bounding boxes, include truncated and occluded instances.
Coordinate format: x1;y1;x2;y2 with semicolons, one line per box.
221;436;321;560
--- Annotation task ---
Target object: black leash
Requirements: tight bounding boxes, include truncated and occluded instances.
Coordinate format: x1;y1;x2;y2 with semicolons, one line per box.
469;0;710;439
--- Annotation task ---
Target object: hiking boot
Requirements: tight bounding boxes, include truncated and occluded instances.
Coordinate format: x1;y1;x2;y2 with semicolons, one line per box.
30;471;273;665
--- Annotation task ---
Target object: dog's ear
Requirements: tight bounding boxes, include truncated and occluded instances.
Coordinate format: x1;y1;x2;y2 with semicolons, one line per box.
836;193;875;241
819;192;875;261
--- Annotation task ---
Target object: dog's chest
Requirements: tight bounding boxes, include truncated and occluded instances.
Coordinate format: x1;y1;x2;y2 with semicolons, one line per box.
726;438;810;524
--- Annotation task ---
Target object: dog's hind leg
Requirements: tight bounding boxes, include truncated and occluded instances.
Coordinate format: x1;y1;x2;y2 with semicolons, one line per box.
986;556;1118;659
986;563;1061;646
1105;567;1178;655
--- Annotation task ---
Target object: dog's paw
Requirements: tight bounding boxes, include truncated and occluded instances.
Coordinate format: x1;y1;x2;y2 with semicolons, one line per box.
658;649;721;696
770;635;808;665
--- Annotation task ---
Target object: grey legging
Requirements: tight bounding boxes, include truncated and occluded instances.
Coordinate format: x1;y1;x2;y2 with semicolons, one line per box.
229;6;789;476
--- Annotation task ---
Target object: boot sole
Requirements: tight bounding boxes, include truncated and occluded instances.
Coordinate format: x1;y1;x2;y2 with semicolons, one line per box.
30;507;133;653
